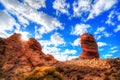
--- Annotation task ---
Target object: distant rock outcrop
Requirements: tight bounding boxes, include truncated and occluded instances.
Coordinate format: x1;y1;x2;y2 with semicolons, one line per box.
79;33;99;59
0;33;58;78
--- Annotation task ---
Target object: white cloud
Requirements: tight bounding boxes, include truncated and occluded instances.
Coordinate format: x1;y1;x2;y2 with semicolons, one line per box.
24;0;46;9
41;45;78;61
54;54;68;61
96;35;102;40
50;32;66;46
0;10;21;38
53;0;70;15
0;10;18;33
87;0;117;20
1;0;63;39
94;27;111;40
67;56;78;60
105;11;115;25
109;46;118;54
39;32;77;61
111;50;118;53
118;15;120;21
73;0;91;17
0;32;7;38
63;49;77;55
39;40;52;47
110;46;117;50
42;46;61;54
97;42;107;47
71;24;91;35
16;14;29;28
34;26;42;39
98;48;104;51
53;49;78;61
41;46;67;61
94;27;105;34
72;0;117;20
71;38;80;46
114;25;120;32
39;32;65;47
103;54;113;58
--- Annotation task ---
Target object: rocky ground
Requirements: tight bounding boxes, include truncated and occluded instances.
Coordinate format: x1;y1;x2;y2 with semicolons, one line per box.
55;58;120;80
0;57;120;80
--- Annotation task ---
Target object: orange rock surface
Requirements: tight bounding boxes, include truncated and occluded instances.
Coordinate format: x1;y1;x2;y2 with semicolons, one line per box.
0;33;58;77
79;33;99;59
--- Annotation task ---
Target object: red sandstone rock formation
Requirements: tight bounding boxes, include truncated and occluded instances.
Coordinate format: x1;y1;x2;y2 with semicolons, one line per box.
79;33;99;59
0;33;58;77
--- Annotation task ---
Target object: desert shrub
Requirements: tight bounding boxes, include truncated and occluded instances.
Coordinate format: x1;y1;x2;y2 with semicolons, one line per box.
0;78;5;80
56;66;64;73
0;62;3;78
108;75;116;80
116;75;120;80
19;66;64;80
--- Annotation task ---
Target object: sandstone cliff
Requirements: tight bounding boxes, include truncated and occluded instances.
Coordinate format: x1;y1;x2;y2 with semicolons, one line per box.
0;33;57;79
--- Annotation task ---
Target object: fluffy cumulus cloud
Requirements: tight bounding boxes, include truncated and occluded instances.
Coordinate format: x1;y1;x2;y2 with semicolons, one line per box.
39;32;77;61
0;10;19;33
73;0;91;17
1;0;63;39
105;11;115;25
71;24;91;35
41;45;77;61
39;32;65;47
24;0;46;9
87;0;117;20
114;25;120;32
71;38;80;46
53;0;70;15
72;0;117;20
94;27;111;40
63;49;77;55
118;15;120;21
53;48;77;61
50;32;66;46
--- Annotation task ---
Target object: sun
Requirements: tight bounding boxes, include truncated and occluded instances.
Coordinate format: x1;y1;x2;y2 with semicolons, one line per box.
21;35;29;41
20;32;29;41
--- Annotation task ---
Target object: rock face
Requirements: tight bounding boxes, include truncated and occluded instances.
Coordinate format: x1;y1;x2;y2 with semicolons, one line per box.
79;33;99;59
0;33;57;78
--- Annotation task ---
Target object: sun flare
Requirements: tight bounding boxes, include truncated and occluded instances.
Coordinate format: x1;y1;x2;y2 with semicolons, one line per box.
21;32;29;41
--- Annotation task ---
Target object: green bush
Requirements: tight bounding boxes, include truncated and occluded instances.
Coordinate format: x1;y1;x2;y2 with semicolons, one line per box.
19;66;64;80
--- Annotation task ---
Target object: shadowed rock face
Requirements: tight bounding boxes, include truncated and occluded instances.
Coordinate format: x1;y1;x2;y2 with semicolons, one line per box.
0;33;57;78
79;33;99;59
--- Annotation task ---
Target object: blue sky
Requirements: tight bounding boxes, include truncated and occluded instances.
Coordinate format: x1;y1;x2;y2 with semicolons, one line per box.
0;0;120;61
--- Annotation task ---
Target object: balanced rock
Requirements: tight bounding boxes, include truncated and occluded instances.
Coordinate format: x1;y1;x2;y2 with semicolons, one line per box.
79;33;99;59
